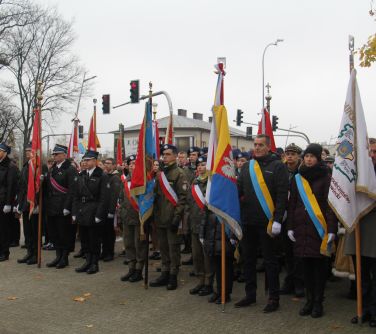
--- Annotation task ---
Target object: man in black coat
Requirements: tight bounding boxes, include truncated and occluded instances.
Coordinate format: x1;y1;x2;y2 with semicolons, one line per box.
45;144;77;269
0;143;19;261
17;143;39;265
236;134;289;312
101;158;122;261
73;150;109;274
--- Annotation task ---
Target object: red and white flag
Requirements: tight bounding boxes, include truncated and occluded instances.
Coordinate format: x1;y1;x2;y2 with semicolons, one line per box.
257;108;277;152
87;110;101;151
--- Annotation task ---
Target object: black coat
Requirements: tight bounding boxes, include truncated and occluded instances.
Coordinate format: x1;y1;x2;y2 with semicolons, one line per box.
237;154;289;226
0;156;19;208
72;167;109;226
287;162;337;258
17;161;29;212
45;159;77;216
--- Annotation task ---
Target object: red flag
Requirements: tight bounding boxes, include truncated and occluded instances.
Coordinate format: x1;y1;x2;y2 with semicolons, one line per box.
164;115;173;144
68;120;79;159
116;135;123;165
87;110;101;151
257;108;276;152
27;108;42;216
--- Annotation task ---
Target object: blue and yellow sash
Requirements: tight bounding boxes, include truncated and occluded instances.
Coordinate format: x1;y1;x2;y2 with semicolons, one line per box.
249;160;274;236
295;174;334;256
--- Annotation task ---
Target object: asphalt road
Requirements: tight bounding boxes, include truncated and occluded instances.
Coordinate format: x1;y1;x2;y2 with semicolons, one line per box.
0;242;373;334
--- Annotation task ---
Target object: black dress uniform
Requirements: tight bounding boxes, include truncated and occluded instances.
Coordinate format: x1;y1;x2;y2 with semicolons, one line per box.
45;145;77;269
17;144;39;265
73;151;109;274
101;169;121;261
0;143;19;261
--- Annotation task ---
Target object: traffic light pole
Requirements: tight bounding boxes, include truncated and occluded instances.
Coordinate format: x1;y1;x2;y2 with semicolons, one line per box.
234;120;310;144
113;90;173;119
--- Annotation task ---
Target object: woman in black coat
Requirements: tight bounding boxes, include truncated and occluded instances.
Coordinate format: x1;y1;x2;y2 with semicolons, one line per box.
287;144;337;318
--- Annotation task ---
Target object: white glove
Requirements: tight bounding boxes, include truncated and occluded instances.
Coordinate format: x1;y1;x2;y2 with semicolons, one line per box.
63;209;70;216
271;222;281;236
32;206;39;214
107;213;114;219
328;233;336;243
72;216;76;222
3;205;11;214
338;227;346;235
95;217;101;223
287;230;296;242
199;238;204;245
230;238;237;246
13;206;18;213
40;174;45;181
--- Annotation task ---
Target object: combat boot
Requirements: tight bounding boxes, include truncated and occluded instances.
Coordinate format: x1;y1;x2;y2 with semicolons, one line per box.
120;268;135;281
189;284;204;295
299;288;313;316
75;253;91;273
17;250;32;264
26;254;37;265
129;270;143;283
166;274;178;290
198;285;213;296
86;254;99;274
56;250;69;269
149;272;169;287
46;249;62;267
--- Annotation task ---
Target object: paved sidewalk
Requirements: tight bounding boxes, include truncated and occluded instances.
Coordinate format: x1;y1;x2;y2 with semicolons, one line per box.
0;244;372;334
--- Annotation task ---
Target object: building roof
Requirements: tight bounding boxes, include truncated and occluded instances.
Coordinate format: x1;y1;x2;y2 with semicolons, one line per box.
113;114;246;137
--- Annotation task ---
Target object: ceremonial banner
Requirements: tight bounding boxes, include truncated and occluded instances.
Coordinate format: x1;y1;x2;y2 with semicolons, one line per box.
87;110;101;151
165;114;173;145
130;101;156;224
116;134;123;166
67;120;79;163
257;108;277;152
27;108;42;216
206;63;242;240
328;69;376;232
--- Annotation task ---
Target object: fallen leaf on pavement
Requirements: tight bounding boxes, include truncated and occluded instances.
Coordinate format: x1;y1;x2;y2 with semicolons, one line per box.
330;324;343;330
85;324;94;328
73;296;86;303
291;297;300;302
83;293;91;298
7;296;18;301
119;301;126;305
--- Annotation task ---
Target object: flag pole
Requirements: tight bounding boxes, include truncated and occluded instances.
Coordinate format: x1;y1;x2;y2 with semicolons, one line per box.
36;81;43;268
349;35;363;321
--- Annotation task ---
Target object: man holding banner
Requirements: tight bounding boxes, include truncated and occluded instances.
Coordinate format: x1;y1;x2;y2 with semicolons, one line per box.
236;134;289;312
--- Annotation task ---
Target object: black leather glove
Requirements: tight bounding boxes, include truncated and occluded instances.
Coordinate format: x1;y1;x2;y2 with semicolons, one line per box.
170;216;181;234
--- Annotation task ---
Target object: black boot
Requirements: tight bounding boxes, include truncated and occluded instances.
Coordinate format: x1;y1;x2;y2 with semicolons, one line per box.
75;254;92;273
120;268;135;281
311;301;323;318
189;284;204;295
129;269;143;283
86;254;99;274
149;272;169;287
26;254;37;265
166;274;178;290
46;249;62;267
299;289;313;316
56;250;69;269
198;285;213;296
18;250;32;264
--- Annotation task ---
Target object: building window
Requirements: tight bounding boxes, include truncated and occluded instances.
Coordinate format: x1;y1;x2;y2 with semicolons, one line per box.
201;141;206;147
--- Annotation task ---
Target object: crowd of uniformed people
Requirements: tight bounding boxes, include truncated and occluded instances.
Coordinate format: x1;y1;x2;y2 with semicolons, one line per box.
0;135;376;326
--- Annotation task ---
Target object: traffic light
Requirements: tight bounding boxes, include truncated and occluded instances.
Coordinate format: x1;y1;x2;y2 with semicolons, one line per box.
102;94;110;114
236;109;243;126
246;126;253;140
78;125;84;139
130;80;139;103
272;115;279;132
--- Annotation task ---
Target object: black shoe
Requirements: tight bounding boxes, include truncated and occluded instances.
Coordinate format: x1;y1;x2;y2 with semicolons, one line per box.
234;296;256;308
121;269;136;282
86;263;99;274
56;251;69;269
237;274;245;283
150;272;169;287
299;301;313;316
370;315;376;327
263;299;280;313
75;254;92;273
189;284;204;295
311;302;323;318
123;259;130;265
189;271;196;277
46;250;62;267
26;255;37;265
198;285;213;296
215;295;231;304
0;254;9;262
103;255;114;262
208;293;219;303
18;251;32;264
119;250;126;257
73;249;84;258
295;287;305;298
351;313;370;324
129;270;143;283
166;274;178;290
21;244;27;249
182;257;193;265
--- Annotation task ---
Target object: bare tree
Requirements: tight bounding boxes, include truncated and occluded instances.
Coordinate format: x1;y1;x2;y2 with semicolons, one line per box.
0;93;20;142
1;5;85;162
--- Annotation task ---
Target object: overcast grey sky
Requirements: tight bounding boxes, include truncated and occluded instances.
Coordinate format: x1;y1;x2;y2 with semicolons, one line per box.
38;0;376;151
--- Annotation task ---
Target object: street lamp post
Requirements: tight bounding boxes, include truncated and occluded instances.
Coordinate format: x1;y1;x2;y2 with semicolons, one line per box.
75;73;97;119
261;38;283;133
